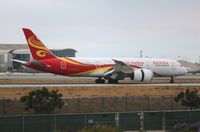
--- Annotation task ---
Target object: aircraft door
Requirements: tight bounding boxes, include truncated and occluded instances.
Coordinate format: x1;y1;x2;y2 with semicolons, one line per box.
61;61;66;70
172;62;176;70
145;62;151;69
168;62;177;76
95;61;100;69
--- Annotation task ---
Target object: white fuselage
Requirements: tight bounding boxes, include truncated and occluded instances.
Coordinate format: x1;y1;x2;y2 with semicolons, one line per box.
69;57;188;77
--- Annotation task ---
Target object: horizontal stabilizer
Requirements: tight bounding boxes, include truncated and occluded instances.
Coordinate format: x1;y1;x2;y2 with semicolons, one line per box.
11;59;27;65
11;59;49;67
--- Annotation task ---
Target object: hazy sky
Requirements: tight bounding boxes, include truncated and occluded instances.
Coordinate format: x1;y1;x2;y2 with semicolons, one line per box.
0;0;200;62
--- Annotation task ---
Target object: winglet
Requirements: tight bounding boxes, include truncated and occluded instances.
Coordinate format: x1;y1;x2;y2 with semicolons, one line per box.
22;28;56;60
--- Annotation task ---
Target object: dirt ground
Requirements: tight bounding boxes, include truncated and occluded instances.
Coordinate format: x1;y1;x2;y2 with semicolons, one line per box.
0;80;200;98
0;86;200;99
0;78;199;114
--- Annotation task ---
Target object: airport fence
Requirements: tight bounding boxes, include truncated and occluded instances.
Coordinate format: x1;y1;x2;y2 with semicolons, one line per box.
1;110;200;132
0;95;189;116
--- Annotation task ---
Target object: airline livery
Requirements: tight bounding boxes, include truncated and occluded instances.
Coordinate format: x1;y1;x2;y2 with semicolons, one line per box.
13;28;188;84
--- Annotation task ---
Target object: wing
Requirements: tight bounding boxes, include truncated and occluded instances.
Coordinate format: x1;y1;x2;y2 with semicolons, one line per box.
112;59;135;74
104;59;139;80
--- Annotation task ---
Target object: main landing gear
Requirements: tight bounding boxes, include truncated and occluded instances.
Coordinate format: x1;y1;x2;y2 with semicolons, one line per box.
95;77;105;84
95;78;119;84
170;76;175;83
108;79;118;84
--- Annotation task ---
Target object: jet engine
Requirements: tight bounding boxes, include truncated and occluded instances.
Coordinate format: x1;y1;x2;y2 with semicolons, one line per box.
130;69;153;82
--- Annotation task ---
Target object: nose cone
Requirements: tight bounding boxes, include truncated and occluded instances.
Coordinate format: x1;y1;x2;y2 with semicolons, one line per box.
186;67;191;73
181;67;189;75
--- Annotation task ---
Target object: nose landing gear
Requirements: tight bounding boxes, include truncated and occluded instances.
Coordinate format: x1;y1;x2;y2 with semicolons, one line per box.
170;76;174;83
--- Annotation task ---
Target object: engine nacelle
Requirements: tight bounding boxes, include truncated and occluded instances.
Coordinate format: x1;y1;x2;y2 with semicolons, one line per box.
131;69;153;82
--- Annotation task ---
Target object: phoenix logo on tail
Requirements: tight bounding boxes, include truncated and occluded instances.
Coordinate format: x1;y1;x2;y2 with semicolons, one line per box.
22;28;56;60
12;28;188;84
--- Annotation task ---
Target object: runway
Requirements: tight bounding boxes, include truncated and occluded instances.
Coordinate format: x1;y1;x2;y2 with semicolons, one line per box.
0;72;200;80
1;83;200;88
0;73;200;88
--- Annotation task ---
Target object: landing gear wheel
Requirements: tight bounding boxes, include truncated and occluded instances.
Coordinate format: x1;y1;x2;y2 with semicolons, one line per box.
108;79;118;84
170;76;174;83
95;78;105;84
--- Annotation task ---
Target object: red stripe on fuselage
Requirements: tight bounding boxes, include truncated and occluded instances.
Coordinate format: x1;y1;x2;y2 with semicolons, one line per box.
26;58;141;76
26;58;112;76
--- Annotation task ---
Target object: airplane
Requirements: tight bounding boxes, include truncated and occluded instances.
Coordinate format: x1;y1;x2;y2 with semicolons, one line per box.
12;28;189;84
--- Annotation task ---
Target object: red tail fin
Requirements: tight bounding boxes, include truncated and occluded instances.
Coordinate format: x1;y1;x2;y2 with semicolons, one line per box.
22;28;56;60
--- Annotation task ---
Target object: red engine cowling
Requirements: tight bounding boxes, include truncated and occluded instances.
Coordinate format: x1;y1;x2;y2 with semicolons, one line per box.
131;69;153;82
